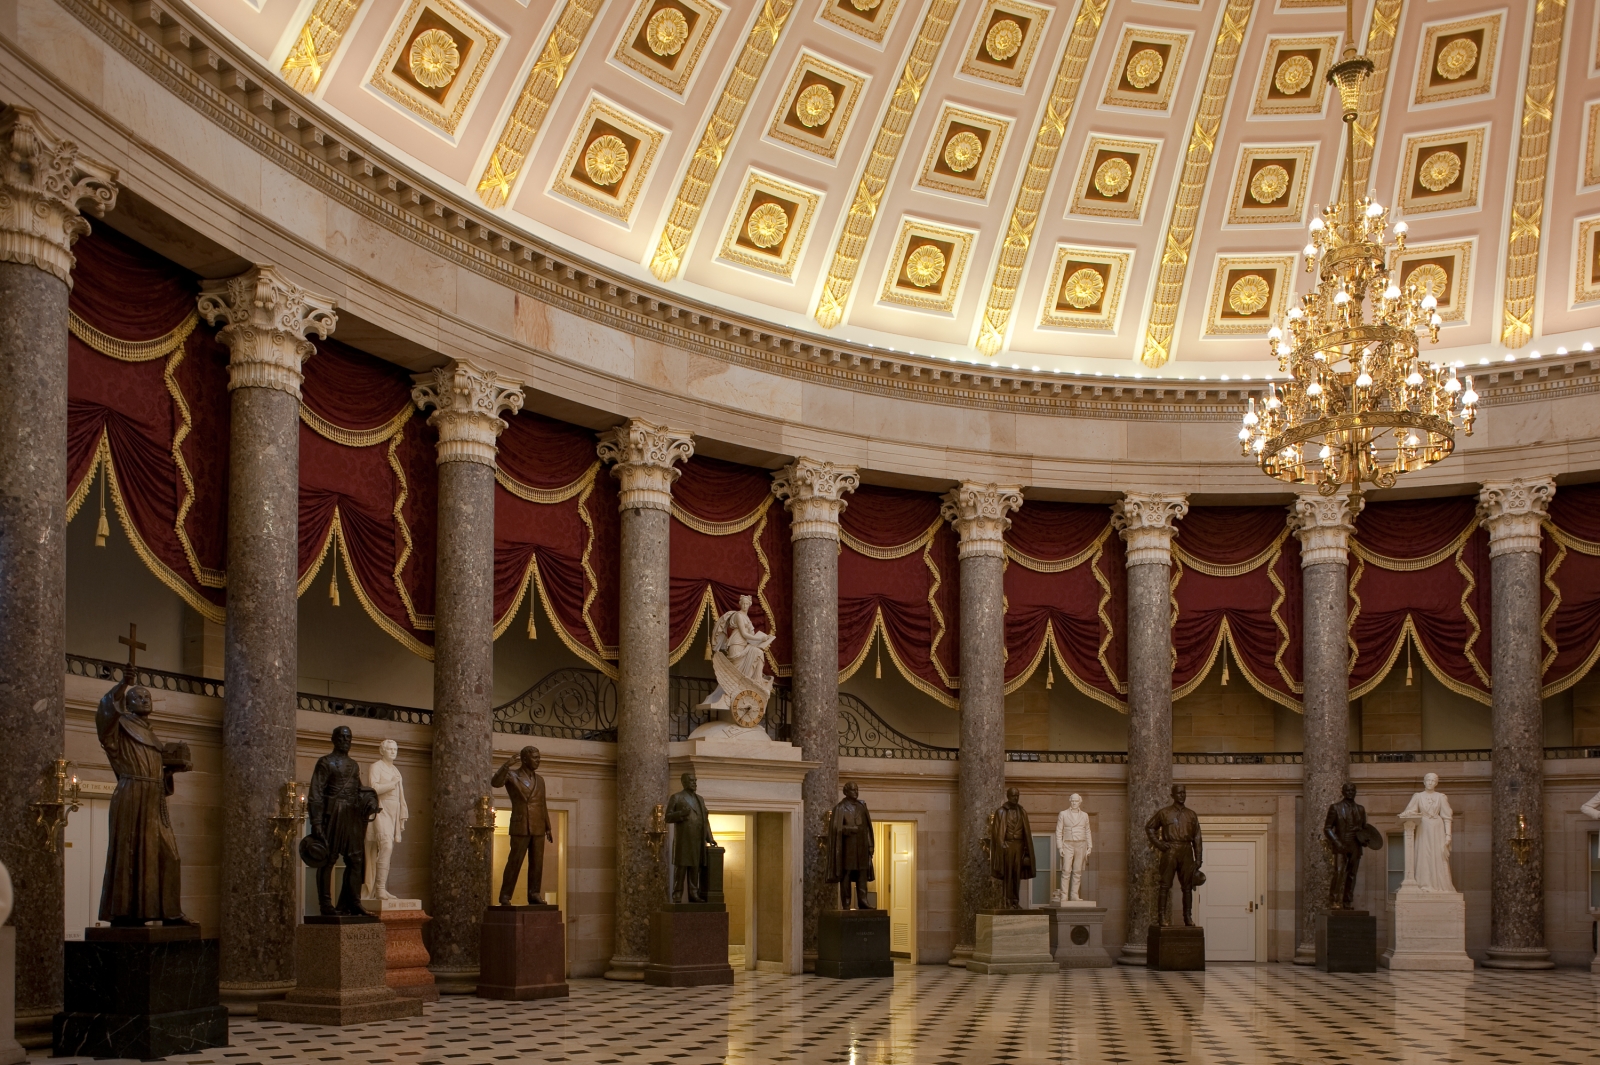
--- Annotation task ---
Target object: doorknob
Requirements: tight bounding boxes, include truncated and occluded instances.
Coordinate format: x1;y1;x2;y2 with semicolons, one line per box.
1247;901;1255;912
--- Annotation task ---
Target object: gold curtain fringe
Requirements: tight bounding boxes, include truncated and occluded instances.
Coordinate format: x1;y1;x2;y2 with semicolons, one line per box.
492;556;620;678
98;448;225;624
496;462;599;505
1351;518;1478;571
1172;528;1288;578
836;609;959;708
299;510;434;659
1004;524;1111;573
925;529;952;690
671;494;772;536
1547;523;1600;556
840;518;941;560
69;310;197;362
299;402;413;448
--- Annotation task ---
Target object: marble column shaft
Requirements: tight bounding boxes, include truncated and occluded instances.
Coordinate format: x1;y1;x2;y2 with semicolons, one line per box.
0;107;116;1038
598;421;693;978
412;361;524;992
198;265;336;1009
1478;478;1557;969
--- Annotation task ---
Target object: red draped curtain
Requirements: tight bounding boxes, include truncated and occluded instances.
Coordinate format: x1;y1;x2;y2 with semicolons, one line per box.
1543;483;1600;695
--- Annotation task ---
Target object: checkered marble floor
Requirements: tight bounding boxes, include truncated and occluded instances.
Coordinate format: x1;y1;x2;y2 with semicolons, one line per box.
39;964;1600;1065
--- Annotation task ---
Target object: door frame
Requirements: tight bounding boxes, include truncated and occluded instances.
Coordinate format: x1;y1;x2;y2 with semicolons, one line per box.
1196;815;1271;963
872;819;919;964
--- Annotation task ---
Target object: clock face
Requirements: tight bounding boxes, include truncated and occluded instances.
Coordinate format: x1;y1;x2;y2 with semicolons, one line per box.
730;690;766;729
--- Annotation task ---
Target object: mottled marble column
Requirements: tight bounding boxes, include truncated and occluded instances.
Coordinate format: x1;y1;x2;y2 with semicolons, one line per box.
941;482;1023;963
198;266;336;1012
772;459;858;967
1288;491;1361;964
1478;477;1557;970
598;420;693;979
412;362;524;992
1110;492;1187;963
0;106;115;1043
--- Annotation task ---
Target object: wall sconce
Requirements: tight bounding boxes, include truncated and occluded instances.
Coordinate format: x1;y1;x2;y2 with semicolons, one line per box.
31;758;81;853
645;803;666;863
268;780;305;866
469;795;495;850
1509;812;1534;866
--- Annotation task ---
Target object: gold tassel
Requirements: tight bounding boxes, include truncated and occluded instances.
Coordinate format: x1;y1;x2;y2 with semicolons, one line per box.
874;629;882;679
328;550;341;607
704;606;714;660
1405;641;1413;686
1046;653;1055;690
94;469;109;548
1220;655;1230;687
527;600;537;640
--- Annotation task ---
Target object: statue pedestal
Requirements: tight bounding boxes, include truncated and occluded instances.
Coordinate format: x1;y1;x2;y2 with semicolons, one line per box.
967;911;1055;974
363;899;438;1002
816;910;893;978
1042;905;1114;969
477;905;568;999
1146;925;1205;971
1317;910;1376;973
258;917;424;1025
0;926;21;1065
51;925;228;1059
644;904;735;987
1381;888;1474;970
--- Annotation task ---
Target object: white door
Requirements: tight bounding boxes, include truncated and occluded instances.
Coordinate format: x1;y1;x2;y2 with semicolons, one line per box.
888;822;916;961
63;798;110;939
1193;840;1256;961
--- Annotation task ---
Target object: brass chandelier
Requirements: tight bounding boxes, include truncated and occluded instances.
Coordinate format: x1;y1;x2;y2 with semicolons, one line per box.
1238;8;1478;494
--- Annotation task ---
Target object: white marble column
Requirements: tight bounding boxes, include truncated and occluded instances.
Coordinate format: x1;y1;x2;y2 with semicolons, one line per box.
941;482;1022;964
1478;477;1557;969
772;458;859;966
412;361;523;992
0;106;115;1043
198;265;336;1011
1110;492;1187;963
598;419;694;979
1288;491;1361;963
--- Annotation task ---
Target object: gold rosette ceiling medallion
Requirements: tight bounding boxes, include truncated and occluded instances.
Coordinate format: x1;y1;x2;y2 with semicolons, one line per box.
585;134;630;186
796;84;837;128
905;245;946;288
1063;268;1105;309
1093;157;1132;197
1417;150;1461;193
1238;0;1479;494
1274;54;1313;95
1435;37;1477;80
944;131;983;173
1249;164;1290;204
746;203;789;249
647;7;690;56
409;28;461;90
985;19;1023;62
1125;47;1164;89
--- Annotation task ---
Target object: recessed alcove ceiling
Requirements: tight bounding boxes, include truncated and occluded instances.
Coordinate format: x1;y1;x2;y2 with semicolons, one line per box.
188;0;1594;381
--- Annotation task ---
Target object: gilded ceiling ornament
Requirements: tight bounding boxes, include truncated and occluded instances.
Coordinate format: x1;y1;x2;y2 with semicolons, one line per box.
745;202;789;249
795;84;837;128
646;7;690;56
409;28;462;90
985;19;1023;62
1249;164;1291;204
905;244;946;288
1273;54;1313;95
849;0;883;11
1406;262;1449;300
1093;157;1133;197
943;131;983;173
1435;38;1477;81
1125;47;1164;89
1417;149;1462;192
1062;267;1105;309
584;134;631;186
1227;273;1271;315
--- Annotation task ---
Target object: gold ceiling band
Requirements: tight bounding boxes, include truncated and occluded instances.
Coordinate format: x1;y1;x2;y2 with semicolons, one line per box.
671;494;773;536
495;462;599;505
1172;526;1288;578
1004;522;1111;573
1351;518;1478;571
299;402;414;448
1138;0;1257;369
813;0;961;328
649;0;797;280
840;517;941;560
1349;0;1403;191
973;0;1109;357
281;0;364;93
69;310;197;362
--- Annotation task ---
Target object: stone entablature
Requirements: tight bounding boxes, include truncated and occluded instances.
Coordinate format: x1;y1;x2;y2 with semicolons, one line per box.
410;360;524;466
771;459;860;541
197;266;337;398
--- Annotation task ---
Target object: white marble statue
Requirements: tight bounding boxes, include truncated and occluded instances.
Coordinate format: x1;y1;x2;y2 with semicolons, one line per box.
362;739;409;901
697;594;776;726
1398;773;1455;892
1580;789;1600;822
1053;794;1093;904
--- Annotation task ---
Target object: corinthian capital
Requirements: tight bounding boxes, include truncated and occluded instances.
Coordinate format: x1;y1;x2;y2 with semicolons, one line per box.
596;419;694;512
772;458;860;541
1289;490;1363;568
411;360;524;465
0;106;118;285
197;265;337;397
1477;477;1556;557
940;482;1023;558
1111;492;1188;568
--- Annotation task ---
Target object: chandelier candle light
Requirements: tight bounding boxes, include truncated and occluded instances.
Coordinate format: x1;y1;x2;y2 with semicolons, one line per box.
1238;1;1478;494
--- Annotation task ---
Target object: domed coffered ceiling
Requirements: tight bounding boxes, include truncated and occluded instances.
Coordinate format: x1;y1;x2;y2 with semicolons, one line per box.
194;0;1595;379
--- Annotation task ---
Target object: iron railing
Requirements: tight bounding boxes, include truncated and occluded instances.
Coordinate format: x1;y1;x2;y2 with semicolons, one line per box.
839;693;955;759
493;667;616;741
67;653;224;698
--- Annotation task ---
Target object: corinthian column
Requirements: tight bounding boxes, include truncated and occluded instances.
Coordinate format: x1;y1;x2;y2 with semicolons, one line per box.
941;482;1023;964
597;419;694;979
0;105;116;1043
1110;492;1187;964
198;265;336;1011
771;458;859;965
411;360;524;992
1288;490;1361;963
1478;477;1557;970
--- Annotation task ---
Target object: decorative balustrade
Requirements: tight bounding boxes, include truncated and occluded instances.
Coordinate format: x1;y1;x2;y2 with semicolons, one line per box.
839;693;955;759
493;667;616;741
68;653;224;698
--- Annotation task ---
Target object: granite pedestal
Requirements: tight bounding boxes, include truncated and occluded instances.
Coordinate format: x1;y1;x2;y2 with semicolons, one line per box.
1146;925;1205;971
51;925;228;1060
1316;910;1377;973
257;917;423;1025
643;904;735;987
0;926;21;1065
477;905;568;999
816;910;892;978
967;911;1056;974
365;899;438;1002
1043;904;1115;968
1381;889;1474;970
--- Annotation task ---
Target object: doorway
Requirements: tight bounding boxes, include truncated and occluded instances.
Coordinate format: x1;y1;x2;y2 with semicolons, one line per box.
1191;814;1270;961
870;820;917;962
63;796;111;939
711;812;788;971
489;807;569;909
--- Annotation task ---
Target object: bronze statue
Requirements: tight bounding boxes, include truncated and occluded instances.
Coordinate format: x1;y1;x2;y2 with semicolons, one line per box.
95;625;193;925
665;772;716;903
493;746;553;905
988;788;1035;909
1146;784;1204;926
826;782;876;909
1324;782;1382;910
301;726;378;916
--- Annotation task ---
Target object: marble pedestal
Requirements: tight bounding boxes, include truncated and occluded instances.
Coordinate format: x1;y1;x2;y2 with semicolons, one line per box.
0;926;21;1065
478;905;568;999
1043;904;1114;969
258;918;424;1025
52;925;228;1060
1146;925;1205;971
363;899;438;1002
644;905;735;987
967;911;1056;974
816;910;892;978
1316;910;1377;973
1381;889;1474;971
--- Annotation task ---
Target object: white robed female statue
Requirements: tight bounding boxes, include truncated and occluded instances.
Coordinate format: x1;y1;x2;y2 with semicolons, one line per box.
697;595;775;727
1398;772;1455;892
